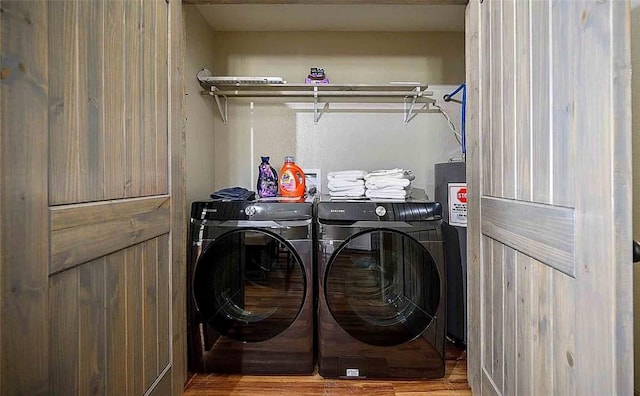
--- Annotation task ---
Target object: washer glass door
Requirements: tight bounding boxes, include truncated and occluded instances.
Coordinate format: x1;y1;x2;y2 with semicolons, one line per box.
325;229;440;346
194;228;306;343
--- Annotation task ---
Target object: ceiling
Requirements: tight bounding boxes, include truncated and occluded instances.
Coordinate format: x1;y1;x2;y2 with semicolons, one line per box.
195;4;466;32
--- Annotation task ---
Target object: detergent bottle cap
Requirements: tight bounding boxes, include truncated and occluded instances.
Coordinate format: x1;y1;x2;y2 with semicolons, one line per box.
284;155;295;163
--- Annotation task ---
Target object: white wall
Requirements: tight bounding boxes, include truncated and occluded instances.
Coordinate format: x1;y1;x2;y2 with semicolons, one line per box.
208;31;465;198
632;0;640;393
185;6;218;205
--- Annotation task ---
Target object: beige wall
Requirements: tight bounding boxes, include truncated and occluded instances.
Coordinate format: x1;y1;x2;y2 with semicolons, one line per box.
185;6;218;205
208;31;466;197
632;0;640;393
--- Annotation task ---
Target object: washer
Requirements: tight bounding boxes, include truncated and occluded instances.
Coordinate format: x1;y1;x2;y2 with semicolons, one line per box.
316;195;446;379
187;199;314;374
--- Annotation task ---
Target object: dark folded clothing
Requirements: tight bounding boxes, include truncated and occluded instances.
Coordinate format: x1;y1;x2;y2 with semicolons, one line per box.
210;187;255;201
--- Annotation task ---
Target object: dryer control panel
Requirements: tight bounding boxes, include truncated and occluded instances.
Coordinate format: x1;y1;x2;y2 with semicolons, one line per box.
317;201;442;222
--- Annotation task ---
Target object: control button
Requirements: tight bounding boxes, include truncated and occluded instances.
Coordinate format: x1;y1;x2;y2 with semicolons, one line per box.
245;206;257;216
375;206;386;217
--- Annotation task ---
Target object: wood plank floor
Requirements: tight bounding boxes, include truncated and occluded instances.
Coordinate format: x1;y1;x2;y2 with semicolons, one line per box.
184;343;470;395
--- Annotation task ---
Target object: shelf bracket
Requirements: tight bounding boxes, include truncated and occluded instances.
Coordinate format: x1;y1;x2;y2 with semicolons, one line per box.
403;87;422;124
211;87;228;124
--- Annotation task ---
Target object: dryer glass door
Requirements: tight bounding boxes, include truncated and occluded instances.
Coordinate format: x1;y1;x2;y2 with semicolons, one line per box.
193;228;306;343
325;229;440;347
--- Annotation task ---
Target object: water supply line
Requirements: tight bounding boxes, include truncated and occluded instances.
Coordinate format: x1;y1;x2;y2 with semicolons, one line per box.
443;83;466;161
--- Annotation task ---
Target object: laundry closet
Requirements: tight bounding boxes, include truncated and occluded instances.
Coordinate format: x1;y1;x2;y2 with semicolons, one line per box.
183;1;468;387
180;2;633;395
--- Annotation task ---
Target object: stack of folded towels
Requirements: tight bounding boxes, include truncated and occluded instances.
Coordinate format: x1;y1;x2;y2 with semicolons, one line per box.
364;168;414;200
327;170;366;198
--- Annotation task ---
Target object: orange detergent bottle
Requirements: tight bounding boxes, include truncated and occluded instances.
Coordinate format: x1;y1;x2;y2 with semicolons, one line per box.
278;156;306;197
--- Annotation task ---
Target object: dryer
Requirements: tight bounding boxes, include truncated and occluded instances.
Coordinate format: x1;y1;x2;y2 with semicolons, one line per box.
187;199;314;374
316;196;445;379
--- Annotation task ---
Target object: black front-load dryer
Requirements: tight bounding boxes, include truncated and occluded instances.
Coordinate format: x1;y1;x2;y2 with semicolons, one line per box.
187;199;314;374
316;196;445;379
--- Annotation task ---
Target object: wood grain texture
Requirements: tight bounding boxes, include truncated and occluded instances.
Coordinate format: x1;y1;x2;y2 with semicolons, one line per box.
156;2;169;194
491;241;503;391
480;236;493;380
77;0;105;202
530;0;551;204
170;0;188;393
104;0;127;200
550;3;577;393
78;258;107;395
513;3;533;393
143;238;159;390
515;253;533;396
142;0;158;196
463;0;480;393
550;0;575;208
552;270;576;395
610;1;633;394
501;0;515;200
185;344;469;395
105;250;128;396
480;366;499;396
50;196;170;274
157;233;171;369
489;0;502;199
532;262;553;396
50;269;79;395
479;0;491;198
149;367;173;396
125;0;143;197
0;1;49;394
573;1;632;394
481;196;575;277
514;0;531;202
127;244;144;396
48;0;80;205
502;245;516;396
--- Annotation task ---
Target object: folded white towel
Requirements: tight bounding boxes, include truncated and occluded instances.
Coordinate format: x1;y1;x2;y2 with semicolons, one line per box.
365;189;408;200
329;187;365;197
364;168;416;181
364;168;404;180
365;178;410;189
328;179;365;190
365;185;408;194
327;170;367;180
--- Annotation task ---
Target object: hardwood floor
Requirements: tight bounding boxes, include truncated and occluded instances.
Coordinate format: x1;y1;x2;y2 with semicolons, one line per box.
184;342;470;395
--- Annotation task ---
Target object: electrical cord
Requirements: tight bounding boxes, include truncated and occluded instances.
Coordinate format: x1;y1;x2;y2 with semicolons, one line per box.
432;103;462;146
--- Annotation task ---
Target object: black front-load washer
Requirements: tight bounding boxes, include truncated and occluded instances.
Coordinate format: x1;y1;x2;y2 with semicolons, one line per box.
316;195;446;379
187;198;314;374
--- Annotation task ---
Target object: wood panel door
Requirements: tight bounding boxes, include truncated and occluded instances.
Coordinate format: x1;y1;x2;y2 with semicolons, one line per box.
0;0;186;395
466;0;632;395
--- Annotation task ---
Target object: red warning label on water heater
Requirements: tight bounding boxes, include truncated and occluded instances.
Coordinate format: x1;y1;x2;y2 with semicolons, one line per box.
448;182;467;227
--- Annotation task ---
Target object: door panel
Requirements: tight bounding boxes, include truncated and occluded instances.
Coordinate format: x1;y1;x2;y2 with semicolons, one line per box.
49;237;171;395
1;0;185;394
48;0;169;205
50;196;170;274
46;0;173;394
0;1;49;394
467;0;632;395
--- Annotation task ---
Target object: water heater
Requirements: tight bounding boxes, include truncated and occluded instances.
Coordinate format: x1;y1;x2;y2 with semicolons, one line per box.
434;162;467;345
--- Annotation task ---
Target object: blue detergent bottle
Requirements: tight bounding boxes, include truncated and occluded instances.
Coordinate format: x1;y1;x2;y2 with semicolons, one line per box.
256;156;279;197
